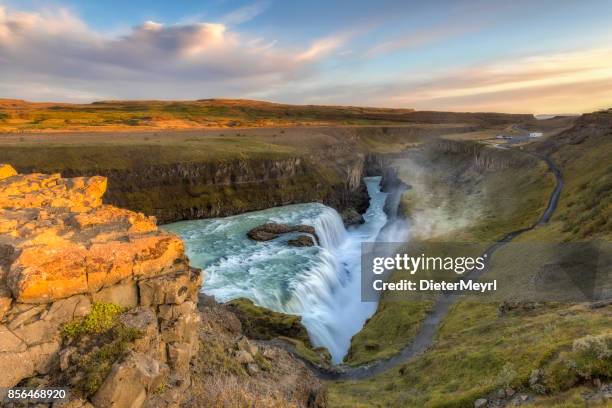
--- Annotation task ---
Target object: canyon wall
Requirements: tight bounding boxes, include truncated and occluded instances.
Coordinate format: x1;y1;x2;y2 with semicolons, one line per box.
52;156;370;224
430;139;538;171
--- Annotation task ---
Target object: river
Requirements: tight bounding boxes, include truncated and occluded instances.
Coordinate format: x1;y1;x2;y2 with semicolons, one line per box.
164;176;395;363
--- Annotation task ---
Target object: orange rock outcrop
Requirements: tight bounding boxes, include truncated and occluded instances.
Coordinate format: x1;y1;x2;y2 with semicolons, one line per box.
0;164;187;303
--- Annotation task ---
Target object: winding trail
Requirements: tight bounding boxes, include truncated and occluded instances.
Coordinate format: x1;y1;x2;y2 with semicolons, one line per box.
290;151;564;380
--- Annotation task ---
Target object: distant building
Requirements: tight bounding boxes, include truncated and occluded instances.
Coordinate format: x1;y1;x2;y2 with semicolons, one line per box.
529;132;543;138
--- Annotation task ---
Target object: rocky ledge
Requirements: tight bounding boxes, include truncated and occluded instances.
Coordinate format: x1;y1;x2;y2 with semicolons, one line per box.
247;223;318;243
0;164;201;407
0;164;327;408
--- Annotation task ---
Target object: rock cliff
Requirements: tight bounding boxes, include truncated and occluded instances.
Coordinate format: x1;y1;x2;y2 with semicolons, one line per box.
53;156;369;225
0;164;327;408
430;139;537;171
0;163;201;407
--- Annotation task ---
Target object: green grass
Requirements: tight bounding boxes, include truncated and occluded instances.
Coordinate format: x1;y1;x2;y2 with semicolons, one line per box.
62;302;125;339
0;139;296;172
330;303;611;408
344;301;432;366
331;123;612;407
550;135;612;240
226;298;332;367
60;303;142;397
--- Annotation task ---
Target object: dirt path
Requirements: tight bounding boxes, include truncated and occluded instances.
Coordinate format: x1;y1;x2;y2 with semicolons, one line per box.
291;152;564;380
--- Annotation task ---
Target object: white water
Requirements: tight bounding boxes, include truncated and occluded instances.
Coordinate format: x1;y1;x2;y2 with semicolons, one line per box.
164;177;391;363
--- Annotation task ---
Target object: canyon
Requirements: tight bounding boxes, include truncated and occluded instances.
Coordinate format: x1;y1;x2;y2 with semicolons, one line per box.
0;164;326;408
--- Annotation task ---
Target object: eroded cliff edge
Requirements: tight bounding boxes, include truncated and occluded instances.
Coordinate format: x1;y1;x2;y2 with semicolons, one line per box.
0;164;326;408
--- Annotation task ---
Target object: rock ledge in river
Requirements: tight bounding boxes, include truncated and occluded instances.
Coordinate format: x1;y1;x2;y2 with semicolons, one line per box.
287;235;315;247
247;223;318;243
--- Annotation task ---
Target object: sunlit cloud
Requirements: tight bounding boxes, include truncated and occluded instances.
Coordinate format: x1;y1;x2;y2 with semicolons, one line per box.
388;48;612;112
0;2;611;113
296;35;347;62
365;23;480;57
0;5;340;101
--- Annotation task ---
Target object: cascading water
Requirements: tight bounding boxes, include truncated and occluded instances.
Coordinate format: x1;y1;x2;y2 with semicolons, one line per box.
164;176;393;363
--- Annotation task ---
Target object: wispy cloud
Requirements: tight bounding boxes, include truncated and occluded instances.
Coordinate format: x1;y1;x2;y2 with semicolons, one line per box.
221;0;271;25
388;48;612;112
255;47;612;113
295;35;347;62
365;23;480;57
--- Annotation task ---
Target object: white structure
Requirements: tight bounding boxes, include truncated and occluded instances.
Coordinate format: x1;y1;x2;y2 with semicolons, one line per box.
529;132;543;138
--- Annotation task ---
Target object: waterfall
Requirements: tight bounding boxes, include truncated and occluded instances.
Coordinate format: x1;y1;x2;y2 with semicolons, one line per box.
163;176;390;364
310;206;348;250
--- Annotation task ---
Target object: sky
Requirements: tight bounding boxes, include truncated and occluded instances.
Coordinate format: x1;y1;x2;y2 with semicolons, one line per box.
1;0;612;113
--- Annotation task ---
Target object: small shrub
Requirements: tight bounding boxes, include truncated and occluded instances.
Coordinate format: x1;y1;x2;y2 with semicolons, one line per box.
74;325;141;396
62;303;125;339
496;362;517;388
572;333;612;379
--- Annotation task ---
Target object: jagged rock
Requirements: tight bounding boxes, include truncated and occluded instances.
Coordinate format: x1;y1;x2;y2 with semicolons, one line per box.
167;342;192;373
53;396;96;408
0;170;106;211
93;281;138;309
59;346;77;371
341;208;364;225
0;324;26;352
42;295;91;324
0;166;189;303
6;304;46;329
139;270;201;307
0;165;203;407
246;362;260;375
119;307;159;353
12;319;58;346
287;235;315;247
474;398;488;408
92;351;169;408
0;339;60;387
237;336;259;356
0;292;12;320
234;350;255;364
247;223;317;242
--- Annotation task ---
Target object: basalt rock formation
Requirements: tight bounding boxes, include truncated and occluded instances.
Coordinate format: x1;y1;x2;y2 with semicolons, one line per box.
0;163;201;407
0;164;327;408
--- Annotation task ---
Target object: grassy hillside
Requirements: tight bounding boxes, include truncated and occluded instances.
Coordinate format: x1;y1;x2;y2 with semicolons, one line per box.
345;143;555;366
0;98;533;132
331;113;612;407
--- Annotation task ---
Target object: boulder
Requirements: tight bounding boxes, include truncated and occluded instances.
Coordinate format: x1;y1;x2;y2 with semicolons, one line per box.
92;351;168;408
167;342;192;373
247;223;317;242
341;208;364;226
287;235;315;247
474;398;488;408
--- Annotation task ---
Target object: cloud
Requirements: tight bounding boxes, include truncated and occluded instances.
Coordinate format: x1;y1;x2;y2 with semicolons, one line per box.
0;5;341;101
295;35;347;62
386;48;612;112
221;1;271;25
365;23;479;57
261;47;612;113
